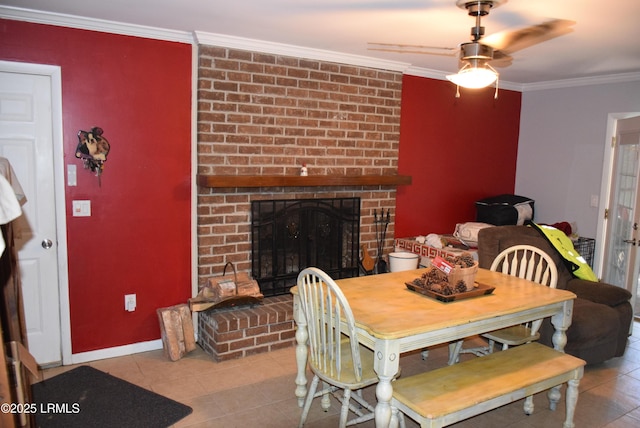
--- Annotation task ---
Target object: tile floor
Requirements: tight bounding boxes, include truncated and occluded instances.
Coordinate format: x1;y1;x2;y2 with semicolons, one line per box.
42;321;640;428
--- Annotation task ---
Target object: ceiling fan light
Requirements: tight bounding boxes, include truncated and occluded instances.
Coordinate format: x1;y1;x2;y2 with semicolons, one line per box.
446;65;498;89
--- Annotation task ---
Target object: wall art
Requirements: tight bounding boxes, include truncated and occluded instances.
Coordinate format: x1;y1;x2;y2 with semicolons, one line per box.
75;127;110;185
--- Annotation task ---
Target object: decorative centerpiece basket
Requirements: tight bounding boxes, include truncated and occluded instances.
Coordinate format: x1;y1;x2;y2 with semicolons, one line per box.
413;253;478;295
448;261;479;292
406;253;490;302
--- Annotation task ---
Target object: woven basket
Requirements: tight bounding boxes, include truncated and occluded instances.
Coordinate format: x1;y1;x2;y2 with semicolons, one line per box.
448;262;478;291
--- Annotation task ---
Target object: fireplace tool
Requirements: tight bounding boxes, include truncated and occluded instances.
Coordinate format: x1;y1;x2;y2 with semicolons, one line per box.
374;209;390;274
360;244;375;275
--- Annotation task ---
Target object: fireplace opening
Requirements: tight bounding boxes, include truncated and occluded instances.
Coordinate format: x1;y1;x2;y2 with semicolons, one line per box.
251;198;360;297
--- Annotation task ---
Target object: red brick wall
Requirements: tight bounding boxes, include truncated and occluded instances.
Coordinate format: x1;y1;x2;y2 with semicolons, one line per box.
197;45;403;283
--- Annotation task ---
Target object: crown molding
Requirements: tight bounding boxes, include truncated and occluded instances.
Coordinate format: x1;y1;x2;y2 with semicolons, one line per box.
194;31;411;73
520;71;640;92
0;5;193;43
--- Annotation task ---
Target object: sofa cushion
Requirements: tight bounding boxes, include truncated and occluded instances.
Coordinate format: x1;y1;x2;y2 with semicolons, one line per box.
567;279;632;307
567;298;620;342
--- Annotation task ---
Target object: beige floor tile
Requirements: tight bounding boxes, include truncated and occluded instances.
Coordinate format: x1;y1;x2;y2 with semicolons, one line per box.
41;319;640;428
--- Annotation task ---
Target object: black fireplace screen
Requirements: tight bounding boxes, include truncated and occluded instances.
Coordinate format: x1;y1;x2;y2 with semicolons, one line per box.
251;198;360;297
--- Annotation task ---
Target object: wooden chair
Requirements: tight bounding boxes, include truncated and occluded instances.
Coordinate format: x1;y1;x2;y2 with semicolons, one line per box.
450;245;559;364
296;267;379;428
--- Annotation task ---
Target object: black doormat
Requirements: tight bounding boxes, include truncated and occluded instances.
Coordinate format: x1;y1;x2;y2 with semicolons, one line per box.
31;365;192;428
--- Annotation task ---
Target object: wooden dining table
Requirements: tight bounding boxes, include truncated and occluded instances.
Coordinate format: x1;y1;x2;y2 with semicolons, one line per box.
291;267;577;428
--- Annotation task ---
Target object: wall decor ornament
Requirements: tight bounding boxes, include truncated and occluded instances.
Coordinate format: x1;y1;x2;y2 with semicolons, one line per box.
75;127;110;184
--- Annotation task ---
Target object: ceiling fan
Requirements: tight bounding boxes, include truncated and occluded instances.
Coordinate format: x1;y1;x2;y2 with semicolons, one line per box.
369;0;574;94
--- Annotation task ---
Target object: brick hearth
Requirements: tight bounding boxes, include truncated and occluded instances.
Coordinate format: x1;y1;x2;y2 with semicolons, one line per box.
197;295;295;361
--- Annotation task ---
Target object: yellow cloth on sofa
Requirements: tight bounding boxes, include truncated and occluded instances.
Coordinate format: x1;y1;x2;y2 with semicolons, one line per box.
531;223;598;282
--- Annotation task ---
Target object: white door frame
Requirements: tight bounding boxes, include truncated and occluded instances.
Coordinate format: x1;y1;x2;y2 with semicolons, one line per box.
595;112;640;278
0;60;72;365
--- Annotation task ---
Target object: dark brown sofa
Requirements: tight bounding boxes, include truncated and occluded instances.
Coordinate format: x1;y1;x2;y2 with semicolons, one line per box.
477;225;633;365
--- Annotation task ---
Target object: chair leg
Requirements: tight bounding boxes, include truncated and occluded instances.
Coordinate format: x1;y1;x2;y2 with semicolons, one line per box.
391;406;407;428
347;387;377;425
340;388;352;428
321;381;331;410
448;341;463;365
349;390;375;414
299;375;320;428
523;395;535;415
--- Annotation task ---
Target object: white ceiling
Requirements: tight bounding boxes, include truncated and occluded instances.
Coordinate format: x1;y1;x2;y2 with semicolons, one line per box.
2;0;640;86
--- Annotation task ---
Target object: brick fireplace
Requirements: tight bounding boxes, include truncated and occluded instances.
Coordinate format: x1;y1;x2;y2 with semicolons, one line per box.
196;43;403;360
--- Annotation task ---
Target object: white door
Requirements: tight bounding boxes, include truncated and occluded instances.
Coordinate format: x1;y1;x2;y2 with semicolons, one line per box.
601;115;640;319
0;67;62;365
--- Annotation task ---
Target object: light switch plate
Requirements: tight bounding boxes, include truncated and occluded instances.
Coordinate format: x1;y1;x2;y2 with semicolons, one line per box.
72;200;91;217
67;164;77;186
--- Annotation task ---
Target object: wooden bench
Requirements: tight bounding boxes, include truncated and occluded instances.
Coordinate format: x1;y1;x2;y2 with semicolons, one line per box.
391;343;585;428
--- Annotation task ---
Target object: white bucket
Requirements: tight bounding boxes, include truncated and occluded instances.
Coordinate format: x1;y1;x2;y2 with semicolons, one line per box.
388;252;420;272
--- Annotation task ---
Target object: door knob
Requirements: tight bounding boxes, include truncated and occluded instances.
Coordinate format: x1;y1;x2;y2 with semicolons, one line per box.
41;239;53;249
623;238;636;246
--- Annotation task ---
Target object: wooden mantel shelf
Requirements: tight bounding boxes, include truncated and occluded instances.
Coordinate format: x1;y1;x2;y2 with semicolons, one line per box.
197;174;412;188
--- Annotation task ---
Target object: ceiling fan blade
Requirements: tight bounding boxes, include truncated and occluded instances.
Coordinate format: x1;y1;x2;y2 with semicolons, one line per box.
489;50;513;68
367;42;458;56
482;19;576;54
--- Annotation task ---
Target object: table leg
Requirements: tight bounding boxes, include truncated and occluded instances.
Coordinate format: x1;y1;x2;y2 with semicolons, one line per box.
293;294;308;407
550;299;572;352
374;340;400;428
548;299;574;409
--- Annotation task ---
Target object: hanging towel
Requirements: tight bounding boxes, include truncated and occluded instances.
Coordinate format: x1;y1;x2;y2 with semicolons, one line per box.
0;157;26;256
0;175;23;256
0;157;26;204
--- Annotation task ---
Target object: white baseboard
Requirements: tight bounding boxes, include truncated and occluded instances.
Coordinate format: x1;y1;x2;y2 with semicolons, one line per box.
68;339;164;365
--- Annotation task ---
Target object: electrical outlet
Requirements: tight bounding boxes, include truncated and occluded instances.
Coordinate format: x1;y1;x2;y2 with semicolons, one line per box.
125;294;136;312
72;200;91;217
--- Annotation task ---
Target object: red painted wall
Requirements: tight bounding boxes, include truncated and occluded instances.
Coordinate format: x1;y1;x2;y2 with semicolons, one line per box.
0;19;192;353
1;18;519;354
396;75;521;237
